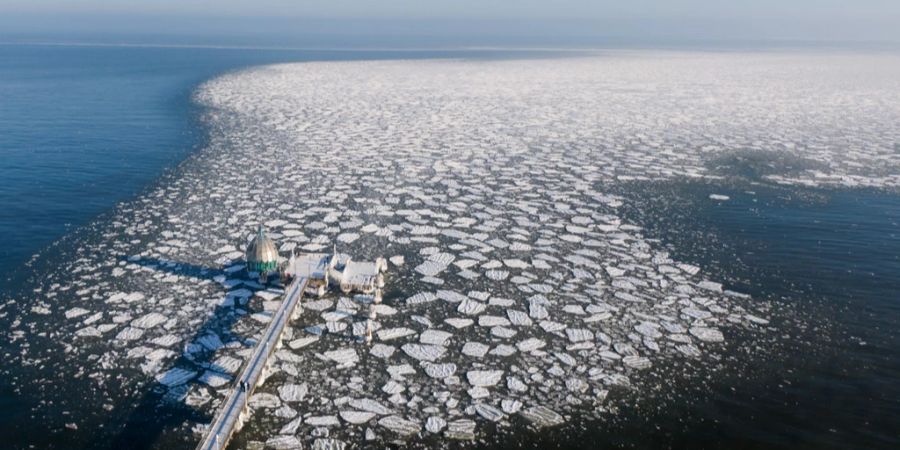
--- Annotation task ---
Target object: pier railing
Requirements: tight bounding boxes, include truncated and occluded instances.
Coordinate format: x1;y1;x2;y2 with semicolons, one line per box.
195;276;308;450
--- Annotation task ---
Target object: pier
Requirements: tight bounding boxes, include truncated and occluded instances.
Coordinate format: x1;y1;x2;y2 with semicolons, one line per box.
195;275;309;450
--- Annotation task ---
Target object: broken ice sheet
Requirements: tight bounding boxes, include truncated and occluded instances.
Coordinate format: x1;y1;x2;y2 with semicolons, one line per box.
14;54;824;450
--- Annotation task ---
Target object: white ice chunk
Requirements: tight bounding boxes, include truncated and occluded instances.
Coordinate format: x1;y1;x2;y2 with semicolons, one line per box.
689;326;725;342
401;343;446;362
466;370;503;387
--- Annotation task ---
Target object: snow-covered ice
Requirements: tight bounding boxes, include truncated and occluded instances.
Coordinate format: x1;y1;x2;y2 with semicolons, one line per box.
15;51;893;449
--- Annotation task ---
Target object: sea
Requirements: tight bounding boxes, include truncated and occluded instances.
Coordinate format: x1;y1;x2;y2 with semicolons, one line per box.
0;43;897;449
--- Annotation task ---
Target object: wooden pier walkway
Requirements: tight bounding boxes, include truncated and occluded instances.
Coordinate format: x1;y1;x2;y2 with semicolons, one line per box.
195;276;309;450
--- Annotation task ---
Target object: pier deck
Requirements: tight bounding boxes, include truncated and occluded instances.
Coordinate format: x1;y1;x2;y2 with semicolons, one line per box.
195;275;309;450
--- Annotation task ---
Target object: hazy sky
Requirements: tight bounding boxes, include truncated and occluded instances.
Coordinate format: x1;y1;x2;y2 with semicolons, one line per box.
2;0;899;46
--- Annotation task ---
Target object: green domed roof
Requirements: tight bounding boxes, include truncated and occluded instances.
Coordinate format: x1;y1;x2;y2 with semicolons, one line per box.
246;225;278;273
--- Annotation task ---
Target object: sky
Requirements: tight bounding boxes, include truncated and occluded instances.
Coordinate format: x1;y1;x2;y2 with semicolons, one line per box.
2;1;899;47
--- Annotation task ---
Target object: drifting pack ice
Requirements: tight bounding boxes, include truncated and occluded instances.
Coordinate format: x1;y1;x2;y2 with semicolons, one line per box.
4;51;899;449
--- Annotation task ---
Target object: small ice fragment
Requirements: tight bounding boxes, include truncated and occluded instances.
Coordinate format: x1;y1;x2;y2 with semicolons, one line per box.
324;348;359;365
249;393;281;409
340;411;376;424
156;368;196;387
745;314;770;325
501;399;523;414
689;326;725;342
466;370;503;387
461;342;489;358
369;344;395;359
198;370;231;387
474;403;505;422
279;383;309;402
565;328;594;343
507;376;528;392
425;416;447;433
519;405;564;427
479;315;510;327
349;398;394;415
406;292;437;306
288;336;319;349
306;415;340;427
420;329;453;346
457;298;486;316
444;318;474;329
401;343;446;362
378;415;421;436
516;338;546;352
424;363;457;379
265;436;302;450
377;327;416;341
623;355;652;369
444;419;476;440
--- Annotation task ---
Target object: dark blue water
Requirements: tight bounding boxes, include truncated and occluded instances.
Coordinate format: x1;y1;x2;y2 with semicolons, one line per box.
0;44;293;273
611;182;900;449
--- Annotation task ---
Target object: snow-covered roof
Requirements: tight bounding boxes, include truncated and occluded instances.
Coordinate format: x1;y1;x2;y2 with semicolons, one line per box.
342;260;379;287
289;253;333;279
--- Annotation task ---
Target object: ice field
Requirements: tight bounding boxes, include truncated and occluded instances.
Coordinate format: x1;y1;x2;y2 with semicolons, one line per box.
3;52;899;449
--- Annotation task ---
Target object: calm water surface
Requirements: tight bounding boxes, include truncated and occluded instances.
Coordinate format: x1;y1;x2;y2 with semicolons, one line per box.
611;182;900;449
